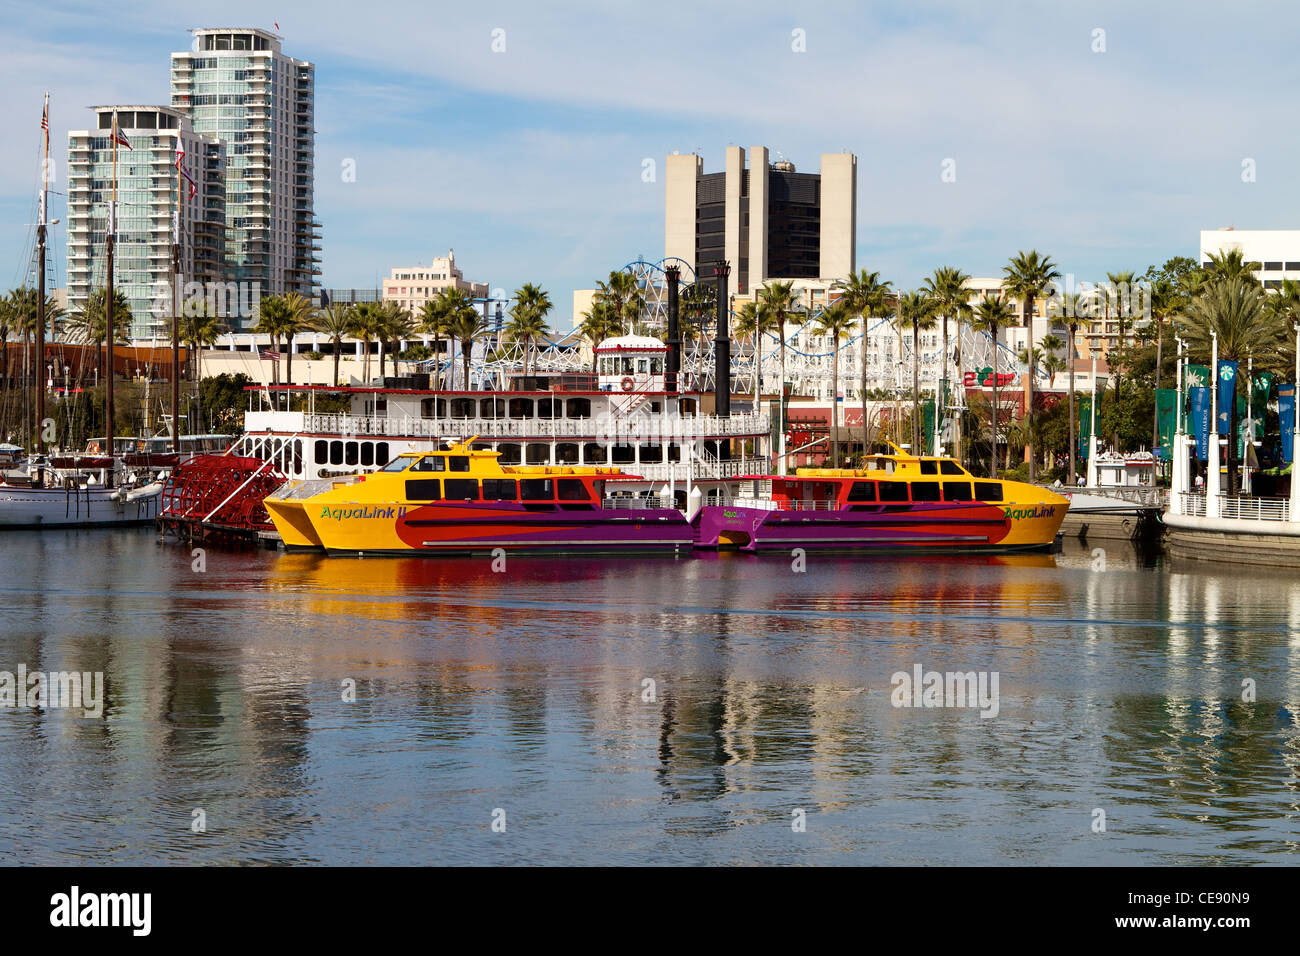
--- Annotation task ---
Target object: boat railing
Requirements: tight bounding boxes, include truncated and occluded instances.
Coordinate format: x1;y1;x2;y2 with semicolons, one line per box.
731;496;841;512
1180;492;1291;521
299;411;770;441
632;457;769;482
602;496;674;511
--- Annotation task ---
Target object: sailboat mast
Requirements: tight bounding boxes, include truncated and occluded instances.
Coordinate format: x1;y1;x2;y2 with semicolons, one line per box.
172;133;181;454
105;110;118;471
36;92;49;455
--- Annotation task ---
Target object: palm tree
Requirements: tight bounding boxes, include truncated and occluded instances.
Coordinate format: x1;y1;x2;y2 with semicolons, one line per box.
349;301;385;384
1184;277;1284;492
252;295;289;388
281;292;318;388
1147;275;1182;453
1104;269;1138;450
417;292;452;388
66;288;132;384
506;283;554;379
734;299;777;408
922;266;971;458
1202;248;1262;284
179;298;224;433
7;288;65;402
836;270;893;460
1003;250;1061;480
970;294;1015;478
758;280;801;473
311;303;356;387
899;291;937;453
1037;334;1065;387
444;296;489;391
594;270;645;336
1054;292;1087;483
377;300;414;381
578;301;619;374
813;301;856;465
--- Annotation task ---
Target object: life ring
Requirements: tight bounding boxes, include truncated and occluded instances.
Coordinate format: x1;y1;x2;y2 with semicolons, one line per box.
620;376;635;392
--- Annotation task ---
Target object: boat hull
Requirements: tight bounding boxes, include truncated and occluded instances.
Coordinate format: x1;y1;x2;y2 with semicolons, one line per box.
276;498;694;555
693;499;1067;553
0;483;162;528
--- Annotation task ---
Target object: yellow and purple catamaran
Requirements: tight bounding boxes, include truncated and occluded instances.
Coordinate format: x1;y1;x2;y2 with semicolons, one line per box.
691;444;1068;553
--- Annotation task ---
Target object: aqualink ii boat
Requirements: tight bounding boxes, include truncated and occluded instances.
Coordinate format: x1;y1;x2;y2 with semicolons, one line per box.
262;436;693;555
691;443;1069;553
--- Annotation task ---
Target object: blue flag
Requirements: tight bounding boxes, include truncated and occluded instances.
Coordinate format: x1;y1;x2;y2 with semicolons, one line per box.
1189;386;1210;462
1281;384;1296;463
1217;360;1238;436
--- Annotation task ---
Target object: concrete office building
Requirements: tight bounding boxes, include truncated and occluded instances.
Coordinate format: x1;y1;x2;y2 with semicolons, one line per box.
381;250;490;314
66;105;226;339
170;28;320;319
664;146;856;298
1200;228;1300;289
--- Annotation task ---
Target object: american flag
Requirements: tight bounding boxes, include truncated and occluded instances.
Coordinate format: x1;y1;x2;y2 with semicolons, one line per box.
178;161;197;200
110;111;133;151
41;101;48;132
174;141;184;168
259;350;280;363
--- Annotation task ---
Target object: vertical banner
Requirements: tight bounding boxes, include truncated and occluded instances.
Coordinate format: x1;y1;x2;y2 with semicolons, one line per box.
1155;388;1177;461
1280;384;1296;463
1185;364;1211;391
1189;386;1210;461
1217;360;1238;438
1077;394;1092;460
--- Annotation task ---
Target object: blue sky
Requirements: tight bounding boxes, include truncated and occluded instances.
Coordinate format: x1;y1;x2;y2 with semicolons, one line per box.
3;0;1299;322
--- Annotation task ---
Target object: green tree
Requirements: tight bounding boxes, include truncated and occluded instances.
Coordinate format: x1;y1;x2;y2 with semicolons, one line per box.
970;294;1015;478
922;266;971;457
899;290;937;453
594;270;645;336
578;300;618;374
253;295;290;388
1003;250;1061;480
758;280;802;472
506;282;554;379
444;294;490;391
311;303;356;387
417;292;453;389
348;301;385;385
813;300;856;465
734;299;778;408
377;300;415;381
836;269;894;461
65;287;132;383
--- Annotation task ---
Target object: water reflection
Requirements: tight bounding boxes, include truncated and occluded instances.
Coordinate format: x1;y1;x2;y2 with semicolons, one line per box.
0;528;1298;863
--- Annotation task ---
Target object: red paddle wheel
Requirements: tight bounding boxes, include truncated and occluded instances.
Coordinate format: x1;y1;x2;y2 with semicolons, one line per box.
158;454;286;544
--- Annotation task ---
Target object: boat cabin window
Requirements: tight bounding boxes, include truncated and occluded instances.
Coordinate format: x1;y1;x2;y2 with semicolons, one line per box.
974;482;1003;502
878;481;909;502
444;478;479;500
509;398;534;419
583;443;607;464
537;398;560;419
480;398;506;418
869;457;896;474
520;478;554;501
448;456;470;472
557;443;580;464
943;481;973;501
911;481;941;502
450;398;475;419
847;481;876;502
557;478;590;501
611;444;635;465
639;444;663;463
566;398;591;419
940;460;966;476
481;479;518;501
315;440;328;465
410;455;446;472
380;457;412;473
497;443;522;464
405;479;441;500
920;459;938;475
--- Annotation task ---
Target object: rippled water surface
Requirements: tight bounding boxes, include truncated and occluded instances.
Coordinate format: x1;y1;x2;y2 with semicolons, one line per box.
1;529;1298;864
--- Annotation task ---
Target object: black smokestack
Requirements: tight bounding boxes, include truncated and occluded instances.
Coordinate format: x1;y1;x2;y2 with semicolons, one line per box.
665;265;681;393
714;261;731;418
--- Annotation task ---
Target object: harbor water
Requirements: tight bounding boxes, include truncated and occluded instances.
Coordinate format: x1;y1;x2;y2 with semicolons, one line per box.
1;528;1298;865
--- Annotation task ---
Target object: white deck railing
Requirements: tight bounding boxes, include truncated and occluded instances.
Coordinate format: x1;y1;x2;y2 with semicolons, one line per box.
297;412;769;441
1180;492;1290;521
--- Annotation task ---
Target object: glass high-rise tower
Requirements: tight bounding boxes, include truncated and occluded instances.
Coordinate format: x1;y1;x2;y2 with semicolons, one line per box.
170;28;320;326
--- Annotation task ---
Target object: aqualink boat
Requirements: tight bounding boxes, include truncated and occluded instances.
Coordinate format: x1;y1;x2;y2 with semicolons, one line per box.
691;444;1068;553
262;436;693;555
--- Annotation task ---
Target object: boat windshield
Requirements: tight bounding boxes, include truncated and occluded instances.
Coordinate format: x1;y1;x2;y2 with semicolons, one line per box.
379;457;413;473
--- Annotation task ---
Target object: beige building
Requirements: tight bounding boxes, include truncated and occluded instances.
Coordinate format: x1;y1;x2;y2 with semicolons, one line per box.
382;249;489;313
664;146;857;299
